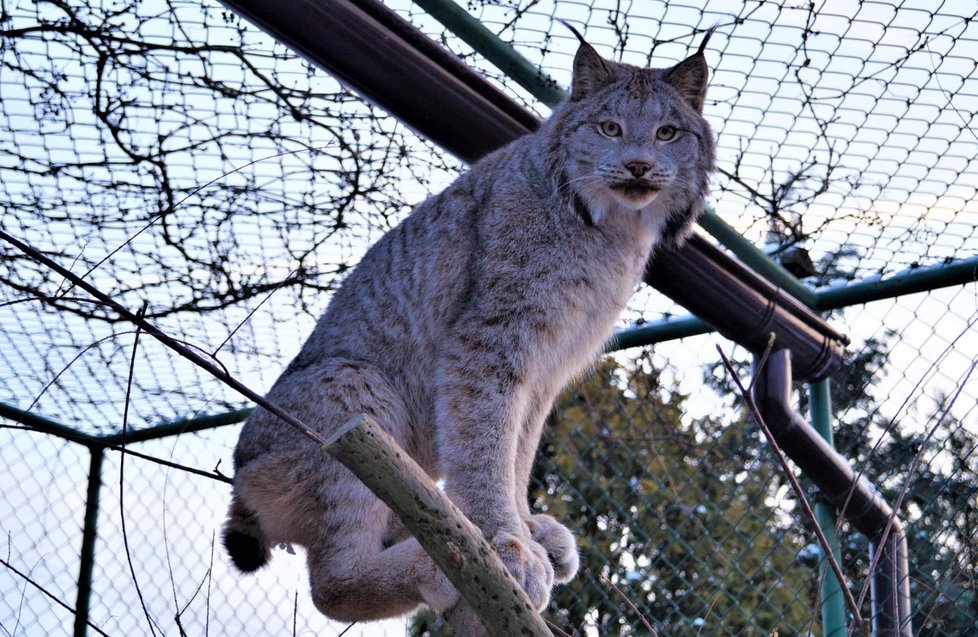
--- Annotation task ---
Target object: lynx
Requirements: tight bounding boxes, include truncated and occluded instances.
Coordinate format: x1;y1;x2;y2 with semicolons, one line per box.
223;29;715;621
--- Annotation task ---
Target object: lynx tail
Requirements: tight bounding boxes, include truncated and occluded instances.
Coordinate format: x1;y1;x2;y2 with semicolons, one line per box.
222;498;270;572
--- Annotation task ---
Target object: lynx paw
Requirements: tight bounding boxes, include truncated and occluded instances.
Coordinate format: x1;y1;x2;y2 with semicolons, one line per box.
525;514;580;583
492;530;554;610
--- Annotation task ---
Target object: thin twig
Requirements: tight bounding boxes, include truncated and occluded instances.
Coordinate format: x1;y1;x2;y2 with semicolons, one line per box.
103;442;232;483
0;557;112;637
849;356;978;636
211;267;298;356
716;344;869;637
205;532;215;637
694;595;720;636
804;564;826;637
292;590;299;637
10;558;28;637
545;619;575;637
119;302;159;637
747;332;777;392
601;574;659;636
164;453;183;636
172;502;212;636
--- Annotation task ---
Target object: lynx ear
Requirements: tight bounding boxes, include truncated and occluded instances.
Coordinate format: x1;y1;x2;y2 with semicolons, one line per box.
665;28;715;112
571;43;614;100
560;21;614;101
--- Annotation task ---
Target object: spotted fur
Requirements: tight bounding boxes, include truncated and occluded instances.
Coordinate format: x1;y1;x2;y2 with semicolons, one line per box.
223;32;715;621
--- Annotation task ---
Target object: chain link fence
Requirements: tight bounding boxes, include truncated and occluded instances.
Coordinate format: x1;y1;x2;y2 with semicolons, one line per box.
1;1;976;635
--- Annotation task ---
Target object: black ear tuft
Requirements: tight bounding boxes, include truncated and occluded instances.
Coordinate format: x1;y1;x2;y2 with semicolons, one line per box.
558;19;614;101
557;18;587;46
697;25;718;56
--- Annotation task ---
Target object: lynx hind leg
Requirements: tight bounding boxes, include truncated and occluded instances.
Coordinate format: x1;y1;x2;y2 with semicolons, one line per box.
525;513;580;584
308;511;458;621
234;359;457;621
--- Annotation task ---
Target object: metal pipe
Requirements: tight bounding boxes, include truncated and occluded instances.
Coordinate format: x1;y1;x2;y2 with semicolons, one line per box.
870;529;913;636
74;446;104;637
815;255;978;311
218;0;538;164
647;235;847;380
810;379;848;637
754;350;912;636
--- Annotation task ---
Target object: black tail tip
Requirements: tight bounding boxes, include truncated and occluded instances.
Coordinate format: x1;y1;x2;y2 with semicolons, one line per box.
223;528;270;573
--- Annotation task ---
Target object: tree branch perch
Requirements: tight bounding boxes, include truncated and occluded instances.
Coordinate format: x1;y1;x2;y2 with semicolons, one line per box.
327;415;552;636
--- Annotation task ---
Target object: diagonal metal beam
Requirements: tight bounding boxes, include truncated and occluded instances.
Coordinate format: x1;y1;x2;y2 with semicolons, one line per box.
222;0;538;164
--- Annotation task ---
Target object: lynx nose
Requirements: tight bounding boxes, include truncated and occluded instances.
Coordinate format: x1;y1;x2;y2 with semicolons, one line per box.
624;160;651;178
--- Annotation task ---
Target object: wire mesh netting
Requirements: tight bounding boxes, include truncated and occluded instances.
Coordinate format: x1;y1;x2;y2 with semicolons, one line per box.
1;0;976;635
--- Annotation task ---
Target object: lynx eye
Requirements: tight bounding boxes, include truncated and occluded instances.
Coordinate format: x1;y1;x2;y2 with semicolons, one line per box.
598;121;622;138
656;125;677;141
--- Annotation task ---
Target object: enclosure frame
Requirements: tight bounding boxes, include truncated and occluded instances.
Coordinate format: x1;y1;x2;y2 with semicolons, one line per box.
2;0;977;635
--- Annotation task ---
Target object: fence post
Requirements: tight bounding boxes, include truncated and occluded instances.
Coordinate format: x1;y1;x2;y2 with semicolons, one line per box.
809;379;848;637
74;445;104;637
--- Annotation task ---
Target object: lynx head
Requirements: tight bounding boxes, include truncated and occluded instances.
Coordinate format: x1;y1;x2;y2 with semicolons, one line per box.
548;28;716;248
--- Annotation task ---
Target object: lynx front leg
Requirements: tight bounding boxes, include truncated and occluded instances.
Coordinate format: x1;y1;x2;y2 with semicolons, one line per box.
435;354;555;610
514;398;580;584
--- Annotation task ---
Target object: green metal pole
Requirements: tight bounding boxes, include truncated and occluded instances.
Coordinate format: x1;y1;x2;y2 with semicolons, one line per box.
410;0;566;107
697;210;819;307
608;315;712;351
809;379;847;636
74;445;104;637
98;407;253;445
0;401;100;446
815;254;978;311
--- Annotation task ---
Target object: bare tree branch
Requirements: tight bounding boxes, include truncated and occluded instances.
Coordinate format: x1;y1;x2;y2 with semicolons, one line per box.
717;343;869;637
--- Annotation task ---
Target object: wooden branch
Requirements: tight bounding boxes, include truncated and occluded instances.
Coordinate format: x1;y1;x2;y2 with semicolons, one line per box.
327;415;552;637
444;598;499;636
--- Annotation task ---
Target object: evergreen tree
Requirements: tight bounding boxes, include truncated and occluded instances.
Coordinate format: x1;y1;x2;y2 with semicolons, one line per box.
536;355;816;636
